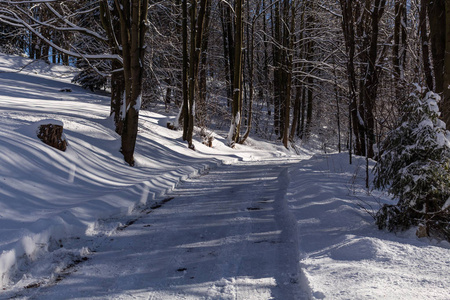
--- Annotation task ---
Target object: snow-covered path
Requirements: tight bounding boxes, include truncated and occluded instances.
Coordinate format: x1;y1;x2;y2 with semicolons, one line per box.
31;160;309;300
2;54;448;300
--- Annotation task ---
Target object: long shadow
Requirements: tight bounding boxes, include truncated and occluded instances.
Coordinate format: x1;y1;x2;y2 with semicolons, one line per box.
0;72;106;103
34;162;308;300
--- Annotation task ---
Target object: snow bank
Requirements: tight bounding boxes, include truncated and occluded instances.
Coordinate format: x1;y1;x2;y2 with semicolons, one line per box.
0;53;77;80
287;153;450;299
0;54;296;290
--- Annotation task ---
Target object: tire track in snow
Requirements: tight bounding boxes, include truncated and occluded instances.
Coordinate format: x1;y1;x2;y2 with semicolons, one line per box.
272;167;311;300
31;159;309;299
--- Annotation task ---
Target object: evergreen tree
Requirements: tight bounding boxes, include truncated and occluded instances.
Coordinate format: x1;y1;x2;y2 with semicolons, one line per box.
374;86;450;239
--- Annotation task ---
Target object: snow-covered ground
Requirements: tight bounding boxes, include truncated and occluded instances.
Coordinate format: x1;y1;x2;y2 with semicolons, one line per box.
289;154;450;299
0;53;449;299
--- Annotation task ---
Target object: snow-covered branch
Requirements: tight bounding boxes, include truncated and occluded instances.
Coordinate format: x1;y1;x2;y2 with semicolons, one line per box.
0;0;61;3
0;2;123;64
44;3;109;42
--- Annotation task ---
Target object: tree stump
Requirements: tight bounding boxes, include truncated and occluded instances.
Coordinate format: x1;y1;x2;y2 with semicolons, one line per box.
37;123;67;151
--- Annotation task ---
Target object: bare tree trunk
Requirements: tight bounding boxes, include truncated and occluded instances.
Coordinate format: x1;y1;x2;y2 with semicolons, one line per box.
294;8;306;140
298;86;306;138
290;85;301;142
180;0;189;134
184;0;209;149
363;0;386;159
305;76;314;138
263;0;271;118
333;60;342;153
111;60;125;135
340;0;363;156
179;0;188;134
186;0;197;149
239;0;259;144
219;4;231;105
356;1;370;158
428;0;446;94
420;0;433;91
393;0;405;100
443;0;450;128
272;0;281;138
229;0;243;146
282;0;296;148
117;0;149;166
305;5;315;140
219;2;235;107
100;1;124;135
197;0;211;128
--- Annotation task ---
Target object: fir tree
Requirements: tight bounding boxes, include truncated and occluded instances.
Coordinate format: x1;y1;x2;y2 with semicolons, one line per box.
374;86;450;239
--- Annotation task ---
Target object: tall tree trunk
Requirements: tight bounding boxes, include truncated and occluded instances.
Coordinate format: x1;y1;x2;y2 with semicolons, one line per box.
273;0;281;137
111;60;125;135
420;0;433;91
100;1;125;135
294;8;306;140
340;0;363;156
305;73;314;138
282;0;296;148
393;1;402;98
333;60;342;153
184;0;209;149
229;0;243;146
240;1;259;144
304;4;315;139
363;0;386;159
29;33;36;59
443;0;450;128
197;0;211;128
219;4;231;106
290;85;301;142
356;1;370;157
263;0;271;118
220;3;235;107
298;86;306;138
186;0;198;149
340;0;385;158
117;0;149;166
180;0;188;134
428;0;446;94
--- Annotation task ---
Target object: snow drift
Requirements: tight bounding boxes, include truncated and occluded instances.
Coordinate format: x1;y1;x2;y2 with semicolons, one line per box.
1;54;449;299
0;53;292;289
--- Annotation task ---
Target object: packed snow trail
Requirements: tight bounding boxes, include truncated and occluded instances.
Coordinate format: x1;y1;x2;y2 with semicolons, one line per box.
28;160;309;300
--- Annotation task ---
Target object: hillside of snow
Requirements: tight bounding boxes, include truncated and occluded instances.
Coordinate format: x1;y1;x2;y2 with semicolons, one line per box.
0;53;294;288
0;54;449;299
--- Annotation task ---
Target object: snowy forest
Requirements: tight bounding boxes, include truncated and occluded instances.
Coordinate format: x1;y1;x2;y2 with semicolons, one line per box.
2;0;448;240
0;0;450;298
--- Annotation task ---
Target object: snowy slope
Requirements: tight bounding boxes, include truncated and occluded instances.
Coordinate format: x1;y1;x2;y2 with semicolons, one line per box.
1;54;449;299
288;154;450;299
0;53;296;292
